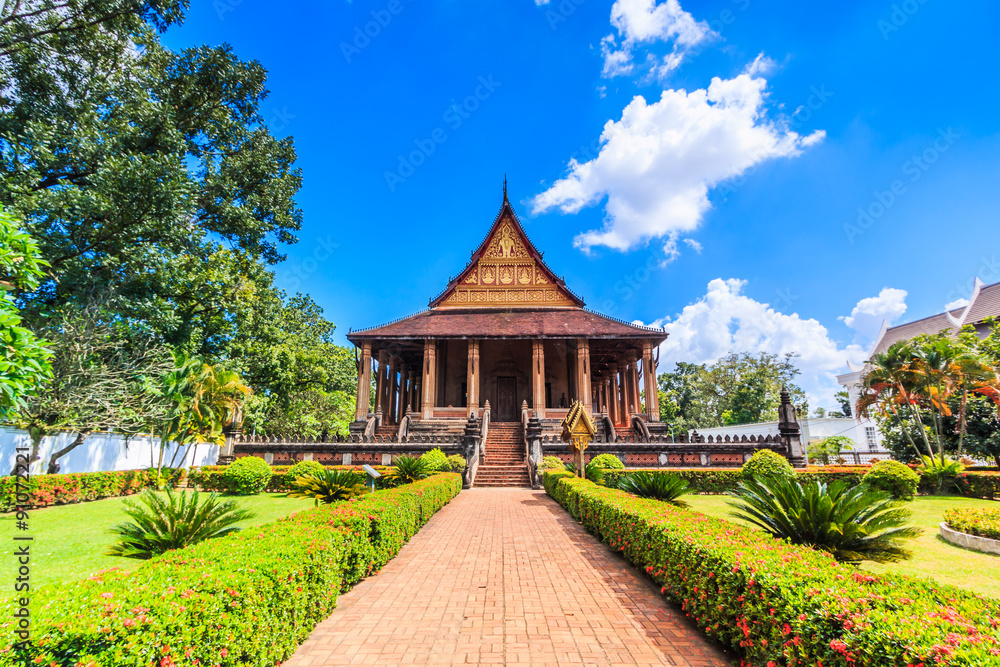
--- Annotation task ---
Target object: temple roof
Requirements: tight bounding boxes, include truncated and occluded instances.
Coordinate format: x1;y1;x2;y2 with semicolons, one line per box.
347;308;668;342
428;190;585;309
349;184;667;344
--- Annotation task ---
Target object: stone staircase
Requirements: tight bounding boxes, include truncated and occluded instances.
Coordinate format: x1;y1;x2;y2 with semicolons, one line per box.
474;422;530;488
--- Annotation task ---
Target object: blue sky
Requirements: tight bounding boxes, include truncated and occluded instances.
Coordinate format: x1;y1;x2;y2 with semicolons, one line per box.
164;0;1000;409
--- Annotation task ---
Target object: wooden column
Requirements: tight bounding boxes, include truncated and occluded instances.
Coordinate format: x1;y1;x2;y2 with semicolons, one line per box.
398;362;408;419
575;339;592;412
354;341;372;421
610;370;621;425
388;357;398;424
642;343;659;422
532;339;546;419
376;350;389;417
626;350;641;417
617;361;629;423
467;339;480;414
405;370;416;413
421;340;437;419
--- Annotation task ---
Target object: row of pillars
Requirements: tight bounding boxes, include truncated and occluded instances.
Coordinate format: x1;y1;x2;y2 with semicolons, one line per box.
354;339;661;424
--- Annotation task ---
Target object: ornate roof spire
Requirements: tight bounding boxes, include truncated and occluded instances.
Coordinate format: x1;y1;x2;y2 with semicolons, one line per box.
503;174;508;203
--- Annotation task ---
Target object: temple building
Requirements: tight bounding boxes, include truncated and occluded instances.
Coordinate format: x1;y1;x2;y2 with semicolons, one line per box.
347;186;670;444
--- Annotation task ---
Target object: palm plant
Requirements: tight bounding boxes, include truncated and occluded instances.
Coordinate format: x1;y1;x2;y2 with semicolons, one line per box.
613;471;692;506
287;469;368;505
390;455;431;484
726;476;920;564
857;341;934;460
917;455;965;495
107;489;254;559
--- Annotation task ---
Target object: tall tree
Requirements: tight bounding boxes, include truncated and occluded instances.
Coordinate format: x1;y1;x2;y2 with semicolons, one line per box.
0;205;51;418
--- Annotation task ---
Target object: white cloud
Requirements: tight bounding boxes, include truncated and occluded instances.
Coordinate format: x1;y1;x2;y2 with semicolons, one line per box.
683;238;702;253
532;69;825;253
838;288;908;342
946;298;970;310
645;278;867;410
601;0;715;78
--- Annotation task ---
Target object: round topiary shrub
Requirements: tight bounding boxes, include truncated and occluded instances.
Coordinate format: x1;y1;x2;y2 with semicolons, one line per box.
540;456;566;470
589;453;625;470
285;460;326;482
446;454;467;472
862;460;920;500
419;448;451;472
222;456;273;495
742;449;794;482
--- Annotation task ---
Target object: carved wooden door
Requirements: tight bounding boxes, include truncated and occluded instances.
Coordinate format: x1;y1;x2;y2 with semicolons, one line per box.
496;377;517;421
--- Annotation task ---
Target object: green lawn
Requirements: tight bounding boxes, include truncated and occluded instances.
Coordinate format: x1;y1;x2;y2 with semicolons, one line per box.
1;492;315;588
685;494;1000;598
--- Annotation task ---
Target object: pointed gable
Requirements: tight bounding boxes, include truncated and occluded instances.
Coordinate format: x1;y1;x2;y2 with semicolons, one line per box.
430;197;584;309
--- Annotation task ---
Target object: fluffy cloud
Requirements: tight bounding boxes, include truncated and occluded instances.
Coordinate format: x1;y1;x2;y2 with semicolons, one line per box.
644;279;867;410
532;69;825;254
601;0;715;78
839;287;908;342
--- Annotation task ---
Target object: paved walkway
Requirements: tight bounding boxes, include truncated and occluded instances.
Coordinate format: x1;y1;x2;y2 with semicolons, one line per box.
283;489;729;666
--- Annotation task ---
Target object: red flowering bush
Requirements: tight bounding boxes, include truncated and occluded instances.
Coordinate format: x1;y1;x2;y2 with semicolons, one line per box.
945;507;1000;541
0;473;462;666
0;469;178;511
543;472;1000;666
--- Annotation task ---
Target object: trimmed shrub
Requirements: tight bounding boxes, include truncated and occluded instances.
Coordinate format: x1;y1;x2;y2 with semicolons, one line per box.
589;453;624;470
958;471;1000;499
862;460;920;500
221;456;272;495
190;464;396;493
445;454;466;473
1;473;463;666
419;448;450;472
741;449;794;482
944;507;1000;541
0;469;179;511
285;460;326;483
539;456;566;471
542;472;1000;667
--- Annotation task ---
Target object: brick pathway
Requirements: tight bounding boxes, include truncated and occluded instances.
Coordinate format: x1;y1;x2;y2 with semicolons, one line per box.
283;489;729;666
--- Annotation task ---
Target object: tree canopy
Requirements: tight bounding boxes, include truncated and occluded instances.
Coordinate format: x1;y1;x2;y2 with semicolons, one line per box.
657;352;807;431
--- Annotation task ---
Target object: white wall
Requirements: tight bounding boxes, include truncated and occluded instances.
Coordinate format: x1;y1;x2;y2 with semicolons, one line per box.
693;416;888;453
0;427;219;476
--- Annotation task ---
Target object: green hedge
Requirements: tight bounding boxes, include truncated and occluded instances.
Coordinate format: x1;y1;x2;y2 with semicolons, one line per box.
188;464;396;493
0;473;462;666
0;469;180;512
958;471;1000;500
543;472;1000;666
600;468;868;494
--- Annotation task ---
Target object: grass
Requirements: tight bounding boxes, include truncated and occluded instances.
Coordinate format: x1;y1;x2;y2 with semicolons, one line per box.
0;492;315;588
685;493;1000;598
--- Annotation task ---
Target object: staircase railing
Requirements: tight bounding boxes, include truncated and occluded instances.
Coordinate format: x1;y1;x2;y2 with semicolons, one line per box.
464;404;489;488
480;404;490;465
395;414;410;443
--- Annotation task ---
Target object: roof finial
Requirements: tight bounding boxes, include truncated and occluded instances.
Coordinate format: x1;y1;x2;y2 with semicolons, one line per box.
503;174;508;203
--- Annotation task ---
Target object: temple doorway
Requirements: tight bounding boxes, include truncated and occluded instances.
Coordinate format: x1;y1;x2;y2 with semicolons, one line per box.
495;376;518;421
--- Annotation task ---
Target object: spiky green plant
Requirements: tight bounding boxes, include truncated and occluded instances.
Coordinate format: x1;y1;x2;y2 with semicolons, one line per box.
287;469;368;505
726;476;921;564
917;455;965;495
614;471;692;506
390;455;432;484
107;489;254;559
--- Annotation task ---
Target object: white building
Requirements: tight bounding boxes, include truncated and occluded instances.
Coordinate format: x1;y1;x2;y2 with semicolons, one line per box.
837;277;1000;453
694;416;882;458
